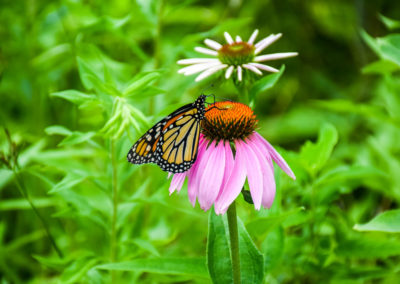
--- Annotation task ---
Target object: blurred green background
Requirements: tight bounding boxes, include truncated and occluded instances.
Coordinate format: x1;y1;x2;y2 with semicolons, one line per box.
1;0;400;283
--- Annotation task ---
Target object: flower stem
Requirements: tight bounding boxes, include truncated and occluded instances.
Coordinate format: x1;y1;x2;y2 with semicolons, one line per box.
227;201;241;284
13;170;63;258
235;83;251;107
110;140;118;283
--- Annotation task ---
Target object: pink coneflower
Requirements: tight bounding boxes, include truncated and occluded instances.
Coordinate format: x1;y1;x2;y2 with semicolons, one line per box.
168;101;295;214
177;29;298;82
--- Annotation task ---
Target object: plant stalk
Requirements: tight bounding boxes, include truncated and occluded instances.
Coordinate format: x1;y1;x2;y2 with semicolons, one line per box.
13;170;63;258
227;201;241;284
110;140;119;283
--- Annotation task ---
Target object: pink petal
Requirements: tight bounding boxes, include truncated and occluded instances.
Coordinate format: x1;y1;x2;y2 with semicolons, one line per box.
214;140;247;214
194;140;214;188
187;136;208;206
240;140;263;210
220;141;234;193
262;158;276;208
169;173;186;195
198;141;226;211
248;137;276;208
253;132;296;179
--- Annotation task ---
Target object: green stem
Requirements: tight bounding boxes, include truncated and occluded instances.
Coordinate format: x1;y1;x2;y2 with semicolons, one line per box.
110;140;119;282
235;83;251;107
153;0;164;70
13;170;63;258
227;201;241;284
149;0;164;115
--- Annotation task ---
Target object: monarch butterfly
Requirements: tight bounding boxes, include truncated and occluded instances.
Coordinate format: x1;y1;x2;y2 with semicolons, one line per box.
127;95;207;173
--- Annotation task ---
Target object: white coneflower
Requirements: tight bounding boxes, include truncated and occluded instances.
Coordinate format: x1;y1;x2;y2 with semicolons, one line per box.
177;29;298;82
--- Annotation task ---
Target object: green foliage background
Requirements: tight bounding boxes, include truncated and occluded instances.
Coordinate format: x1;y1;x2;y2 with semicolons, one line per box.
1;0;400;283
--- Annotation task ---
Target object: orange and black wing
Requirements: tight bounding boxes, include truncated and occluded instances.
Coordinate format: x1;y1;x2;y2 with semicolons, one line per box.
126;119;166;165
156;107;202;173
127;95;206;173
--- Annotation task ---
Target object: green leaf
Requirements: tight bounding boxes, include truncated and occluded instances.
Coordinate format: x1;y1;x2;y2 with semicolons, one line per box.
360;30;380;56
354;209;400;233
32;43;72;68
237;218;264;283
207;211;264;284
123;72;161;97
18;139;47;167
49;171;88;194
33;254;70;270
300;123;338;176
0;169;13;190
361;31;400;67
249;65;285;99
45;125;72;136
315;165;386;186
131;238;160;256
77;57;101;90
262;226;284;272
61;257;99;284
246;207;304;240
51;90;97;106
379;14;400;30
96;258;209;278
337;236;400;258
362;59;399;75
58;131;96;147
82;73;121;96
0;198;57;211
377;35;400;67
207;211;232;284
312;99;400;126
5;230;46;252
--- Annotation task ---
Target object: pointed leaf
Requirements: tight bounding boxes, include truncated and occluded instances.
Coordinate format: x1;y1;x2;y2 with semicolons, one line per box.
207;211;232;284
249;65;285;99
51;90;97;106
354;209;400;233
300;123;338;176
207;211;264;284
96;258;208;278
123;72;161;97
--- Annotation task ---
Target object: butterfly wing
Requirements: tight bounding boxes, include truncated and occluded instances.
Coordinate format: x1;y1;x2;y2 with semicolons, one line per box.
156;107;202;173
127;95;206;173
126;103;195;165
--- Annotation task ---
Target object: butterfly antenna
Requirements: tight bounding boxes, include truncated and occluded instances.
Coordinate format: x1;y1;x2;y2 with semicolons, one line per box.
201;83;215;95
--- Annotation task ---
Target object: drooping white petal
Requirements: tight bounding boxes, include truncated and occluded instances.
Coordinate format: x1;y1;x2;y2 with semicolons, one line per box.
177;58;220;65
204;39;222;50
248;29;259;44
224;31;234;44
225;65;234;79
195;64;228;81
236;35;242;42
242;63;262;75
255;52;298;62
178;62;221;75
255;33;282;54
237;65;242;81
248;62;279;73
195;46;218;56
